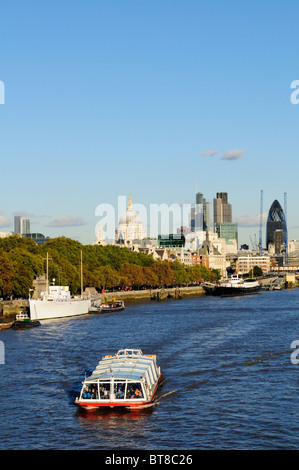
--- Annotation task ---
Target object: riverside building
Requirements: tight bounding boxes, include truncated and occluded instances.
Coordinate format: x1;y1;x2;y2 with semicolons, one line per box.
236;256;270;275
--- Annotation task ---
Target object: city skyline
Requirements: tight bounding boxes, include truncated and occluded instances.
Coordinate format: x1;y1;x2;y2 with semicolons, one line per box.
0;1;298;246
3;190;291;252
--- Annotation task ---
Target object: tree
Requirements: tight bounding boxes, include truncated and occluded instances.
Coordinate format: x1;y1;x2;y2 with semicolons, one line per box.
94;266;120;290
0;250;14;297
170;261;190;285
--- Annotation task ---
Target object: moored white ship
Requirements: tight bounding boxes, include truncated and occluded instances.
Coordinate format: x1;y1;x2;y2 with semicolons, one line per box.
29;285;91;320
75;349;162;409
29;252;91;320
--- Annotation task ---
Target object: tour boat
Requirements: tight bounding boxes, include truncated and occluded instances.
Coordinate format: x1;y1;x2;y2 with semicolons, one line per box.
75;349;162;409
202;274;261;296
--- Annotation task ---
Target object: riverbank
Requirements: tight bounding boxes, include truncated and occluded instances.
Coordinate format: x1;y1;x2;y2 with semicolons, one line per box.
1;280;297;329
102;285;205;303
0;286;205;328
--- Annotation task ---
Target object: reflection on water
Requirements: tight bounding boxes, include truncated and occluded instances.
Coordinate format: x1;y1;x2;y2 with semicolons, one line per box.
76;407;154;449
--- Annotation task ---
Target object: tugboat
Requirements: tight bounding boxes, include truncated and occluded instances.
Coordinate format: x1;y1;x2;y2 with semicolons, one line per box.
202;274;261;297
75;349;161;409
12;312;41;329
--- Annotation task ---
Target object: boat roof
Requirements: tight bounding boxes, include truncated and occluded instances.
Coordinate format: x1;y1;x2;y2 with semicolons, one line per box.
84;349;157;383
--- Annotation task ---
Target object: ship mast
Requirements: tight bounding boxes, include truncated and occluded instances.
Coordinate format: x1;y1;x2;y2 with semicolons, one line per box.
46;252;49;295
81;250;83;299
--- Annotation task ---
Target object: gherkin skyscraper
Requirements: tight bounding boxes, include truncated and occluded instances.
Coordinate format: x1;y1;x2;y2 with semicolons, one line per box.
266;200;286;249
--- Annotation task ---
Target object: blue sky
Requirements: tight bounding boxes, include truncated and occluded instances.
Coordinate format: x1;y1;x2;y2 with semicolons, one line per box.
0;0;298;246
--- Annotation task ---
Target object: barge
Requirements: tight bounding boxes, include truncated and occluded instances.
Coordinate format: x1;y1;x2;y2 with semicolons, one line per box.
202;274;261;297
75;349;161;409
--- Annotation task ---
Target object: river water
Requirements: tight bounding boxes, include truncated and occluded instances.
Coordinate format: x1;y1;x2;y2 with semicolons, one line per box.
0;289;299;450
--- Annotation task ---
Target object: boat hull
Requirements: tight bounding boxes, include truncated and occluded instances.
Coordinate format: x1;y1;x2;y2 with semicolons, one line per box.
29;299;91;320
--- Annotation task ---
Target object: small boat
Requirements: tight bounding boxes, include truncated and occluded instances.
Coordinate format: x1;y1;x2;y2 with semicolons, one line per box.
88;299;102;313
99;300;125;312
0;321;14;330
75;348;162;409
202;274;261;297
12;312;41;329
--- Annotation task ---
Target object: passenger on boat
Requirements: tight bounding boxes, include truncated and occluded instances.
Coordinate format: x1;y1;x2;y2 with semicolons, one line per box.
82;387;91;399
125;383;143;399
116;387;124;398
100;385;109;399
83;385;98;399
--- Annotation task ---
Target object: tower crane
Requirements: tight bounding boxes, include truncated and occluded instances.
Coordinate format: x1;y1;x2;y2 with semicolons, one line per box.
259;190;263;256
284;192;288;266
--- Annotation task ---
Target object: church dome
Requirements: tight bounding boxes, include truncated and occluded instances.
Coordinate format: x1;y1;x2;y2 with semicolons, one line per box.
118;193;142;225
116;193;146;244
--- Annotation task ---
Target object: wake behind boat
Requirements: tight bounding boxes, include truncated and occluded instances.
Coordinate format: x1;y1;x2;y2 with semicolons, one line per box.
202;274;261;297
75;349;161;409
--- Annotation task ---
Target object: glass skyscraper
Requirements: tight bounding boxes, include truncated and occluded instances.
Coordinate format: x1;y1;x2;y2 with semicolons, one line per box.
266;200;286;249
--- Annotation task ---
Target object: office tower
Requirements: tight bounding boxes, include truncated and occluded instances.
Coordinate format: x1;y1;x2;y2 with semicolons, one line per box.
191;192;210;232
215;222;238;245
213;192;238;246
14;216;31;235
266;200;286;249
213;192;232;227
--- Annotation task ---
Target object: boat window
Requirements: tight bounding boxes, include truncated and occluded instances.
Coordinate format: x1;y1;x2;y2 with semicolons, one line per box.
126;383;144;399
82;383;98;399
114;382;126;399
99;383;110;399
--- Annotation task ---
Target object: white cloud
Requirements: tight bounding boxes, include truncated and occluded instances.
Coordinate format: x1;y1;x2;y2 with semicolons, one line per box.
221;148;246;160
233;212;267;227
13;211;35;217
0;215;11;228
200;149;219;156
45;215;87;227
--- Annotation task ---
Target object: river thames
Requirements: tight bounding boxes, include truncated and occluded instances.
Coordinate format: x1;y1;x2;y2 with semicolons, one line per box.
0;289;299;450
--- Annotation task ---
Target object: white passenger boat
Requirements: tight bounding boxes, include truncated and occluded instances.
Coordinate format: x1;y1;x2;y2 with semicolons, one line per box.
75;349;162;409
